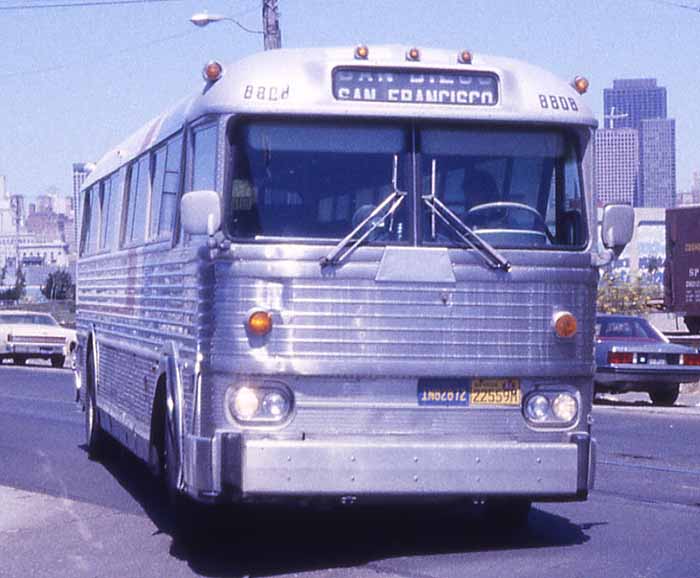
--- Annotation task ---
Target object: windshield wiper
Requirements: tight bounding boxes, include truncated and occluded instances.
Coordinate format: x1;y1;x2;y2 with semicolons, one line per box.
320;155;407;268
422;159;511;272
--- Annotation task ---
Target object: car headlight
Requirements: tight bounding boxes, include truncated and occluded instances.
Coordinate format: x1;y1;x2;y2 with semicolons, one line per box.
523;391;578;427
226;383;293;425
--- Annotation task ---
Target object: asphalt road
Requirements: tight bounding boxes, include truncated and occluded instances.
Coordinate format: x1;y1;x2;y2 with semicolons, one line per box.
1;363;699;578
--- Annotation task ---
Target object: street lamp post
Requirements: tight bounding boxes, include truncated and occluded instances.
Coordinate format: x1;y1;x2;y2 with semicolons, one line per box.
190;3;281;50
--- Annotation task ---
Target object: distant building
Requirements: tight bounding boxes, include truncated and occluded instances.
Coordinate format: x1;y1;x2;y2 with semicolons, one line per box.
603;79;667;131
677;171;700;206
0;176;13;234
72;163;94;248
600;78;676;208
639;118;676;208
595;128;639;206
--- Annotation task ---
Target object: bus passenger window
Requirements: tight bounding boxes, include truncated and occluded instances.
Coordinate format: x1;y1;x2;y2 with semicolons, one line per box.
98;178;112;251
150;134;183;241
80;186;101;256
124;155;150;245
192;124;217;192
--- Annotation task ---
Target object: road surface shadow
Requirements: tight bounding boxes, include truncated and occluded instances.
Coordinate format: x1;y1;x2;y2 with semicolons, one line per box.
93;440;589;578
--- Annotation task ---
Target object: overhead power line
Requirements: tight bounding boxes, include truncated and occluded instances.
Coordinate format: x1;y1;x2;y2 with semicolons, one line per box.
648;0;700;12
0;0;181;11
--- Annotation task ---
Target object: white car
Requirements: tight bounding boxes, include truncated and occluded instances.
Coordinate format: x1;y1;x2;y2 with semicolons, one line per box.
0;310;76;368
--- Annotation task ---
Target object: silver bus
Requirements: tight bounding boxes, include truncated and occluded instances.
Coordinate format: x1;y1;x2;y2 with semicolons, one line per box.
75;45;633;527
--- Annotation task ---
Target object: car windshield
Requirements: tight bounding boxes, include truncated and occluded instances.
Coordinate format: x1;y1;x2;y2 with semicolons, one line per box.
0;313;58;326
596;317;665;341
227;119;587;250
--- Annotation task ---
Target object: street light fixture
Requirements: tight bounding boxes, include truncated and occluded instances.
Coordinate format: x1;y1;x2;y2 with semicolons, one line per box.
189;12;264;35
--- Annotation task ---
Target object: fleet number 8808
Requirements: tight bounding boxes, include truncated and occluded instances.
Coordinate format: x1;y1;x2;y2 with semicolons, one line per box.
539;94;579;111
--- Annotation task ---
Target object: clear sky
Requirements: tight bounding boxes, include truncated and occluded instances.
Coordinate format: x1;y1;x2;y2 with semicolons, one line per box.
1;0;698;199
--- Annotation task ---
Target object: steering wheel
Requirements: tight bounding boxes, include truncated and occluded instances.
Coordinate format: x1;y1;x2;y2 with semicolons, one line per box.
466;201;555;243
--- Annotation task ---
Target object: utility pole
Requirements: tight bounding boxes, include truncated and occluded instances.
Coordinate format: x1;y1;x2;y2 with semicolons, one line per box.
262;0;282;50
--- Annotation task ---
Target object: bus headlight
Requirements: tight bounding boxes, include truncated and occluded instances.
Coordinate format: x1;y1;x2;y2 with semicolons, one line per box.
525;395;550;421
232;387;260;421
226;384;293;425
523;391;579;427
552;393;578;422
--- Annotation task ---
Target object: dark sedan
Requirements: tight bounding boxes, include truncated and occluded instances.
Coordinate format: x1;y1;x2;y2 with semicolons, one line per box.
594;314;700;406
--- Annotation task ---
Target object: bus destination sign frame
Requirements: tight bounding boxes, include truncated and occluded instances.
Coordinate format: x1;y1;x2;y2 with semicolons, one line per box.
332;67;499;106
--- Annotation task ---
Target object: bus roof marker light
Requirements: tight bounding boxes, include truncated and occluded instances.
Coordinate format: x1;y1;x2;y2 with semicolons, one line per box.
202;60;224;82
406;47;421;62
458;50;473;64
355;45;369;60
572;76;589;95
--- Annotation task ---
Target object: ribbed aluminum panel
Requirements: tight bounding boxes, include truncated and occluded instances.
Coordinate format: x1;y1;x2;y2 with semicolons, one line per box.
209;247;597;378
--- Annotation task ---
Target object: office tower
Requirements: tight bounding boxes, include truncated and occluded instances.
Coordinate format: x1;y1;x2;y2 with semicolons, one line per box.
595;128;639;206
600;78;676;208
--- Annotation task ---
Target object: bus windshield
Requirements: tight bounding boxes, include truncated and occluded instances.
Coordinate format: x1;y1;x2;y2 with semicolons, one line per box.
228;119;410;242
420;126;586;249
228;119;587;249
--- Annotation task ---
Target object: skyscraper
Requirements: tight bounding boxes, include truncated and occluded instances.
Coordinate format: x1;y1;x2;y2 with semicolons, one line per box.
600;78;676;208
640;118;676;208
603;79;667;131
595;128;639;206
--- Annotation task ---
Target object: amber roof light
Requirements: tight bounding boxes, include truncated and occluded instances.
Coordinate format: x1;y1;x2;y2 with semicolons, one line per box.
572;76;589;95
203;61;224;82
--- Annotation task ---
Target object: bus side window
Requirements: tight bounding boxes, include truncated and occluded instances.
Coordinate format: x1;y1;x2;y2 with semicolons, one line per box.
123;155;150;246
98;178;112;251
80;185;101;256
149;134;183;241
191;123;218;192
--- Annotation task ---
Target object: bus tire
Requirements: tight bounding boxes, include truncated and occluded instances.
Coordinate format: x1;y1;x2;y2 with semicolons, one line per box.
85;349;106;460
51;355;65;368
649;385;679;406
13;356;26;366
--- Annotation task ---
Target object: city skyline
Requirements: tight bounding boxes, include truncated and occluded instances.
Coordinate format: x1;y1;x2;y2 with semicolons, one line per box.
1;1;699;200
598;76;677;208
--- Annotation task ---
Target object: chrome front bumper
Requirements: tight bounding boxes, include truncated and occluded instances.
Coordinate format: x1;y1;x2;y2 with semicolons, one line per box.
216;433;595;500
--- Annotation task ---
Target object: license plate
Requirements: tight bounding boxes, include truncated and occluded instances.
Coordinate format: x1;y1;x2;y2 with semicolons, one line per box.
648;357;666;365
418;378;521;407
470;378;522;406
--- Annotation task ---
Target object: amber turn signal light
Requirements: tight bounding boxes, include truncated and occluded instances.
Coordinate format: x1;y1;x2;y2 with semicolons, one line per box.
248;310;273;336
553;312;577;338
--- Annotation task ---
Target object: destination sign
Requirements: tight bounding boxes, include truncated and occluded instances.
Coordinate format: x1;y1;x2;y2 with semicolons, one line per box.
332;67;499;106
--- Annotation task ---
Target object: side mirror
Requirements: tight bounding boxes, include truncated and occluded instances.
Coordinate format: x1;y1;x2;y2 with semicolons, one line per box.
601;204;634;258
180;190;222;236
